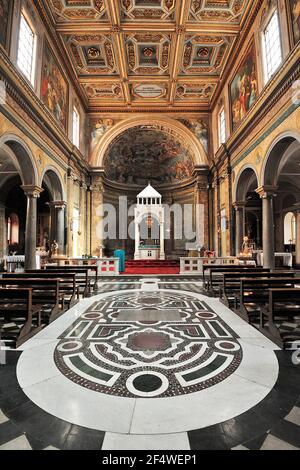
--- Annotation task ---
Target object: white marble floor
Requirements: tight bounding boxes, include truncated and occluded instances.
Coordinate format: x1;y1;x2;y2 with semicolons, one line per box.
15;281;280;450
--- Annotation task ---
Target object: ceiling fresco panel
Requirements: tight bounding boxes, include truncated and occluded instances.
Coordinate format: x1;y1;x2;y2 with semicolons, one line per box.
49;0;108;22
188;0;250;23
41;0;260;109
82;82;124;101
65;34;118;75
181;35;234;75
175;82;217;101
125;33;171;76
121;0;177;21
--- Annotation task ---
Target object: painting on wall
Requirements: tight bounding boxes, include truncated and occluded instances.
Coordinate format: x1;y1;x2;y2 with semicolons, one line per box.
41;41;69;130
104;127;194;186
179;119;209;154
0;0;13;50
90;118;114;153
230;41;258;131
288;0;300;45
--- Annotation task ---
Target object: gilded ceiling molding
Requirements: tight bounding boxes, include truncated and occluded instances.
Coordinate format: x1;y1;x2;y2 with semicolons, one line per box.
90;115;209;168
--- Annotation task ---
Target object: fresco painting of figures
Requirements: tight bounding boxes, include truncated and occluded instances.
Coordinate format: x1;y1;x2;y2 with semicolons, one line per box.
41;41;68;130
289;0;300;44
105;127;194;186
230;42;258;130
0;0;13;49
179;119;209;154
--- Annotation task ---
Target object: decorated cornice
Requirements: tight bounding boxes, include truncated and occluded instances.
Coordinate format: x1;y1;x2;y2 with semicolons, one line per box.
94;173;199;195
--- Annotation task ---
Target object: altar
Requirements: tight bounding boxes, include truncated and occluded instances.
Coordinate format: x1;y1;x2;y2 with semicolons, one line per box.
254;251;293;268
134;184;165;261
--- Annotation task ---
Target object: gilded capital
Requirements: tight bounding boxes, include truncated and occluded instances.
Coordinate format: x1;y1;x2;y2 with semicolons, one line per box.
256;186;278;199
21;185;44;198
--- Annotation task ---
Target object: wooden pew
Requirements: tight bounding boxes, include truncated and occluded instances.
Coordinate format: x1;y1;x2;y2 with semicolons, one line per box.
204;266;269;294
238;277;300;324
64;263;100;290
0;278;63;323
220;271;295;308
44;266;93;296
260;288;300;349
24;271;78;306
0;288;42;348
45;264;99;292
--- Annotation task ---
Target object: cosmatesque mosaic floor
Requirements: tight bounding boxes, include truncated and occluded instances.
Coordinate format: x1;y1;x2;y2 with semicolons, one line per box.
1;278;300;450
54;291;242;398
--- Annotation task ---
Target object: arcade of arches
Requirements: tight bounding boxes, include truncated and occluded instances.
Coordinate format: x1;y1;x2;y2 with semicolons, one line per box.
0;0;300;452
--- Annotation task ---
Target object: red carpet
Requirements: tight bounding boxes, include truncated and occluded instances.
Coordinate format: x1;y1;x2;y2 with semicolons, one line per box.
124;260;180;275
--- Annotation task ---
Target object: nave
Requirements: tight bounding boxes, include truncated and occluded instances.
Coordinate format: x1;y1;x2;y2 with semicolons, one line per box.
1;0;300;455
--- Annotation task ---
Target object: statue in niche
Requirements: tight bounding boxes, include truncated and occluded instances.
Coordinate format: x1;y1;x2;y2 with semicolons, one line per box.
241;236;252;256
50;240;58;257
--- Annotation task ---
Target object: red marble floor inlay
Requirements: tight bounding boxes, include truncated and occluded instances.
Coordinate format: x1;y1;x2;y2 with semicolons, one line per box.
130;332;171;351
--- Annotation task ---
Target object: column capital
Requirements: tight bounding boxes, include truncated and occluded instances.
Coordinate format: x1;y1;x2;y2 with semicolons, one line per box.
49;201;67;210
233;201;246;210
21;185;44;198
293;203;300;212
256;186;277;199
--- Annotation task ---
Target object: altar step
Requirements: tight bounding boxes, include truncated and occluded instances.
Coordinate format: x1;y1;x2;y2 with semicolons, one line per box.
124;259;180;275
126;260;179;267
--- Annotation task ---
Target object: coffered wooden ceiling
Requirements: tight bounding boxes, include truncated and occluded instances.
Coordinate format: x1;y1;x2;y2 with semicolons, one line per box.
37;0;259;112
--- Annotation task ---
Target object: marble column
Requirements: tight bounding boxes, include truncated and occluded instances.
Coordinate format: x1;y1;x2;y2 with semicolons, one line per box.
296;210;300;267
0;203;6;259
256;215;261;249
256;187;277;270
134;221;140;260
49;201;66;255
233;202;245;256
160;221;165;260
91;174;105;257
22;186;43;270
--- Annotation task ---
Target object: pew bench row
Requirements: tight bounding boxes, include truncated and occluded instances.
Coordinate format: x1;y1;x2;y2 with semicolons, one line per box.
0;265;101;348
203;264;300;348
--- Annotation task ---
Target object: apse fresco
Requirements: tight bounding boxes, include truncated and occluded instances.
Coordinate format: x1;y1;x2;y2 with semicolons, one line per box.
230;42;258;130
41;41;69;130
290;0;300;44
105;127;194;185
0;0;12;49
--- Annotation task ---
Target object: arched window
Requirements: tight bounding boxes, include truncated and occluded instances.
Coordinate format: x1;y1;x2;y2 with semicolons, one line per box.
284;212;296;245
261;4;283;84
7;213;19;244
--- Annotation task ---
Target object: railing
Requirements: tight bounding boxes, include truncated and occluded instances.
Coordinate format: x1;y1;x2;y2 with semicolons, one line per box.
180;257;240;275
96;258;119;276
3;255;41;272
68;257;120;276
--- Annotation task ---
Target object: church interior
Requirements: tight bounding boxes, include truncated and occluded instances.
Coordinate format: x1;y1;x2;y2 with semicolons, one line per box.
0;0;300;452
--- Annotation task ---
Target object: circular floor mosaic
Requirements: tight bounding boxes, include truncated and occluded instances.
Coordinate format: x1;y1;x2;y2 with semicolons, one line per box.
54;292;243;398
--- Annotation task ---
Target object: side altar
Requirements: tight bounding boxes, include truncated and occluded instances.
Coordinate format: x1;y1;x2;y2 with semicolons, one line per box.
134;184;165;261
